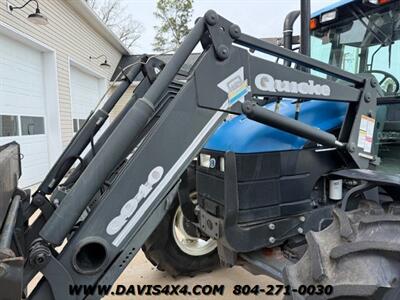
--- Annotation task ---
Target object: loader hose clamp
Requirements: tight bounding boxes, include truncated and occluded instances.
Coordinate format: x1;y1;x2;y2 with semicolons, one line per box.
138;97;156;112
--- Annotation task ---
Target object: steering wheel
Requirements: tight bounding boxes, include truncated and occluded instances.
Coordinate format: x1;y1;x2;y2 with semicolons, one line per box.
364;70;400;94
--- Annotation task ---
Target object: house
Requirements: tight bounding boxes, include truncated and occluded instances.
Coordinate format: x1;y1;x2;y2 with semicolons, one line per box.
0;0;134;187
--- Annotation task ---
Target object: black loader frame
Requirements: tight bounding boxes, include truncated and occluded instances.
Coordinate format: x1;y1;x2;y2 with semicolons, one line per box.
0;10;390;300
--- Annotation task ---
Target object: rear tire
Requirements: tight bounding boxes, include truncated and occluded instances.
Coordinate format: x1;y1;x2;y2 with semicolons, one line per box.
284;200;400;299
142;197;220;277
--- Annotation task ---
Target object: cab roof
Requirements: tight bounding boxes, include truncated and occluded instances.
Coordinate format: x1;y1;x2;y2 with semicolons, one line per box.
312;0;356;18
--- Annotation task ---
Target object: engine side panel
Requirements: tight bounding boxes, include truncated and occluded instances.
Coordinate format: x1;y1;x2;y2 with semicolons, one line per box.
197;148;344;223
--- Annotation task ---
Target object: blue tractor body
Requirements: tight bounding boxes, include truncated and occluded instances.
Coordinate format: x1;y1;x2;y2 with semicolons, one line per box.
204;100;348;153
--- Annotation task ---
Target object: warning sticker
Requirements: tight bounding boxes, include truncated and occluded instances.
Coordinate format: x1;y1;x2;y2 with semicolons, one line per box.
357;115;375;153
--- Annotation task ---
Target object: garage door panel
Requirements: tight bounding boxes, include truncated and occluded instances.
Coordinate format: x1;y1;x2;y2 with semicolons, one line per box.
0;58;42;73
69;64;107;163
1;73;43;91
21;169;48;189
21;157;49;170
21;158;49;170
71;103;97;119
0;84;43;99
0;135;49;184
0;41;45;116
0;78;43;98
2;62;43;77
0;34;42;62
0;99;45;116
0;34;49;187
70;65;104;127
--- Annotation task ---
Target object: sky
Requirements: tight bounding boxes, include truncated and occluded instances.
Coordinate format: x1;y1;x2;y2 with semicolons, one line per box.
118;0;339;54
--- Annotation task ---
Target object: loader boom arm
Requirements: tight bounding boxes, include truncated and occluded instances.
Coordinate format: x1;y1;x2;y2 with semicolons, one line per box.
0;10;381;300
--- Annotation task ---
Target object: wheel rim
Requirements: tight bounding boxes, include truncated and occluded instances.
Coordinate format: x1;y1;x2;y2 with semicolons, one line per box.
172;206;217;256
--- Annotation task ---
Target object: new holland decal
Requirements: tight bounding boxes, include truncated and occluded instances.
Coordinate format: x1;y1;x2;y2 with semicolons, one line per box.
218;66;251;106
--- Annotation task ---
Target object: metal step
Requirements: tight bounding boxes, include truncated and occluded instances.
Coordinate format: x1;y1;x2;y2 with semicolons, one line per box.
239;249;294;282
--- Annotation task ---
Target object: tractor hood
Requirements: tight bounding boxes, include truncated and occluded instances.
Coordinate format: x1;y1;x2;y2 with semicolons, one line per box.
203;100;348;153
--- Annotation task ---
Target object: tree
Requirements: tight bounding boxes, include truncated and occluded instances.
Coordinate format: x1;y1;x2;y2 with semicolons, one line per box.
86;0;144;50
153;0;193;52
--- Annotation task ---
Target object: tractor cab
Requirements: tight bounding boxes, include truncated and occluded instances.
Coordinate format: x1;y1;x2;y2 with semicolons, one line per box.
310;0;400;173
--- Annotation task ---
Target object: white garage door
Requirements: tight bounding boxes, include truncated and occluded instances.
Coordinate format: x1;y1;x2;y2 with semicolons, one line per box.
0;33;49;188
70;65;104;133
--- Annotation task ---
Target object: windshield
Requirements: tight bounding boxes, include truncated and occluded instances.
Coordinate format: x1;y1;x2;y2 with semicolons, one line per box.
310;3;400;173
311;3;400;95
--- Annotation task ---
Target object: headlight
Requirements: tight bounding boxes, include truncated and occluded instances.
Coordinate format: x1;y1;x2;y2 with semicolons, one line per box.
199;153;211;168
320;10;337;24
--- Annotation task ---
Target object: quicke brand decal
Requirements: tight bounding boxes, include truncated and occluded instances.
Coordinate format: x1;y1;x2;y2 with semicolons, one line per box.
255;73;331;97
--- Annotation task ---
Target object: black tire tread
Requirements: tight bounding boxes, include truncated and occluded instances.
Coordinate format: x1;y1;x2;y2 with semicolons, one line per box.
142;199;220;277
284;200;400;300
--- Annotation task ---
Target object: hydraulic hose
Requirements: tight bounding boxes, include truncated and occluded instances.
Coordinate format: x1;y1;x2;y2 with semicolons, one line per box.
283;10;300;51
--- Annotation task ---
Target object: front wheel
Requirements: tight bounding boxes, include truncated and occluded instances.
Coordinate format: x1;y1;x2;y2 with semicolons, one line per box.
142;196;220;277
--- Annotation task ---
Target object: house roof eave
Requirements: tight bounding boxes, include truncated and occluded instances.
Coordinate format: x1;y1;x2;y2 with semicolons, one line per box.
66;0;130;55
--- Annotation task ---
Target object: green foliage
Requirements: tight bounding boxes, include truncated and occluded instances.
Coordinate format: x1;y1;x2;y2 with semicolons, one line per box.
153;0;193;52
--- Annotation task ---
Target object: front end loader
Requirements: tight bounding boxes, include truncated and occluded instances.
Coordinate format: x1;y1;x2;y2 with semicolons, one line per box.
1;1;400;299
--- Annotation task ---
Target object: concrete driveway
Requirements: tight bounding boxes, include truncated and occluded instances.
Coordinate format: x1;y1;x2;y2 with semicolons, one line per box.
106;250;282;300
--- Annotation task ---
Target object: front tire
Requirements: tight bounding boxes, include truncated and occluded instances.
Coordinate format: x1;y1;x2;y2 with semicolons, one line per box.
142;197;220;277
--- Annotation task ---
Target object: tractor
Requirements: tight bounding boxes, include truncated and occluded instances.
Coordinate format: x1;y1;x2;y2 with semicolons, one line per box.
0;0;400;299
